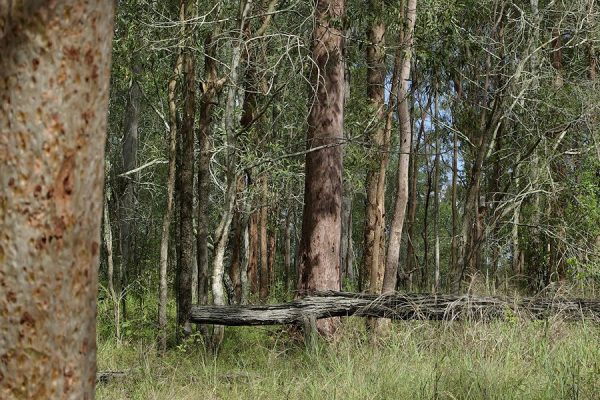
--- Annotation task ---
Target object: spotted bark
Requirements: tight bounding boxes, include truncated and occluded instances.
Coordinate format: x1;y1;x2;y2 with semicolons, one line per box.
0;1;114;398
363;0;387;297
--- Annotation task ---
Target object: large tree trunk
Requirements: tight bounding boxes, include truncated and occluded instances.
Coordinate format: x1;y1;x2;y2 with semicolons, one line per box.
382;0;418;294
0;2;114;397
296;0;345;336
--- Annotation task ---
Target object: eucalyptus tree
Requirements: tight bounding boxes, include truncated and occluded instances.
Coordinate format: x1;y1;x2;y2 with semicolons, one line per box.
0;1;114;397
296;0;346;336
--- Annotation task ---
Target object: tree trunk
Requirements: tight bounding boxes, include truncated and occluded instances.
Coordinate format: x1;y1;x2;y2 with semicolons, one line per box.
340;194;353;286
296;0;345;336
197;28;225;308
284;209;292;293
118;59;141;315
422;144;432;289
240;208;251;305
248;211;259;294
211;0;253;352
450;129;459;285
433;88;441;292
382;0;418;294
190;292;600;326
229;183;244;304
405;107;425;288
158;48;183;353
364;0;388;301
0;2;114;397
177;18;196;338
268;224;278;287
103;189;121;344
259;179;269;302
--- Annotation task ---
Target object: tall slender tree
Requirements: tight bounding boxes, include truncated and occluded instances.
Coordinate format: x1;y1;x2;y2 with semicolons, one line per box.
383;0;418;294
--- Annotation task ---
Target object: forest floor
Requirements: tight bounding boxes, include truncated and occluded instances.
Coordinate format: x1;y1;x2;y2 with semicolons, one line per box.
96;310;600;400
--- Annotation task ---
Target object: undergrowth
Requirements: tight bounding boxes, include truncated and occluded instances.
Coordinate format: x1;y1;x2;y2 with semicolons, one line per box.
97;315;600;399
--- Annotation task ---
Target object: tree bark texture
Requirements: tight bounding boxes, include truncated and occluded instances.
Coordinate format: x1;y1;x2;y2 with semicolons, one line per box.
190;292;600;326
296;0;345;336
364;0;387;297
0;2;114;398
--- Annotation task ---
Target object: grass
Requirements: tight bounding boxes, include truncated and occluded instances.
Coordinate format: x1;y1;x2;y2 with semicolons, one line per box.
96;316;600;399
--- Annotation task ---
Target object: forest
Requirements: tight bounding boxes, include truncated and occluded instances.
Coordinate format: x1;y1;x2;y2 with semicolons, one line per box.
1;0;599;399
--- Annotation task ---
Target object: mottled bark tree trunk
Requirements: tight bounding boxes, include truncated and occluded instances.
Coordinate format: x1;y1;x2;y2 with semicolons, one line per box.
296;0;345;336
382;0;417;294
0;2;114;397
364;0;387;300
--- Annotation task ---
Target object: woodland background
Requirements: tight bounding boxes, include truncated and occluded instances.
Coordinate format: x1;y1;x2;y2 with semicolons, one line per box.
98;0;599;397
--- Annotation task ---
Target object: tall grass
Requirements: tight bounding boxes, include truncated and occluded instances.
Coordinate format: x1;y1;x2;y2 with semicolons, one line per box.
97;316;600;399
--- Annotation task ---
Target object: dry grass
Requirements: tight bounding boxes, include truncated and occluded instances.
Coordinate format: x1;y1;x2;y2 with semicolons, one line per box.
96;316;600;399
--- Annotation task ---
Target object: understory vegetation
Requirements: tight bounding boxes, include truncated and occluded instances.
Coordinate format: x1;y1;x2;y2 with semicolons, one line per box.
96;291;600;400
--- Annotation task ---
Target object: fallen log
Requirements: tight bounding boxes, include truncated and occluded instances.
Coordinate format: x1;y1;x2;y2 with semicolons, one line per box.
189;291;600;326
96;370;128;384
